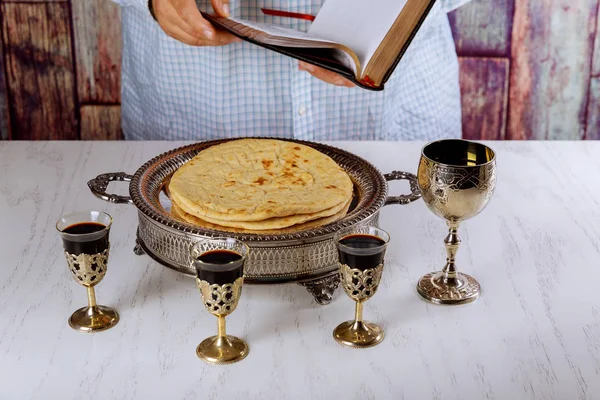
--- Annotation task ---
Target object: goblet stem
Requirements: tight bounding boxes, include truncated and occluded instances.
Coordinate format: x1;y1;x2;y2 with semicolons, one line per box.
416;220;481;304
214;316;231;349
354;301;363;323
87;287;97;308
217;315;226;338
441;221;461;287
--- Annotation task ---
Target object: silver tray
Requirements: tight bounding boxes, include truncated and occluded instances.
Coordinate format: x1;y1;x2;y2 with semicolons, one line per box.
88;138;421;304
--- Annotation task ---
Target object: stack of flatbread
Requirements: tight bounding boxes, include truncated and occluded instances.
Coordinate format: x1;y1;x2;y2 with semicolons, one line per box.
168;138;354;233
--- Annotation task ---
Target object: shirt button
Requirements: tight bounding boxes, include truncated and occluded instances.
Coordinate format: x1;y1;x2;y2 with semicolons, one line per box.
298;107;307;116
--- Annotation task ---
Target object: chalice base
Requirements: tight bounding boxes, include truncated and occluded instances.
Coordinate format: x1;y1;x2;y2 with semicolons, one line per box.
196;335;249;364
333;320;384;348
68;305;119;333
416;271;480;305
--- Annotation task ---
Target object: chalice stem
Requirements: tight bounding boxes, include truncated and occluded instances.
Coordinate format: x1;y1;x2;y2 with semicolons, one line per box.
214;315;232;348
442;221;461;286
217;315;226;338
86;287;97;308
354;301;364;323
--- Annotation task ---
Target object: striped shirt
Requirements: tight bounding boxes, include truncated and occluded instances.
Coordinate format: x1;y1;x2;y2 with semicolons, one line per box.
112;0;471;141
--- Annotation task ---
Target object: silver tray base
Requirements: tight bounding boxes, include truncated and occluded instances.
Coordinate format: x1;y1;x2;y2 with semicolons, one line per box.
133;231;341;305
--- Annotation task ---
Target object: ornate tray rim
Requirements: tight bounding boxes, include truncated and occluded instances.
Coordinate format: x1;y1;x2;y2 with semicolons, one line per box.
128;137;389;242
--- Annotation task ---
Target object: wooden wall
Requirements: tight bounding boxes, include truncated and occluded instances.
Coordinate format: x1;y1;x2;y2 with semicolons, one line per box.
0;0;598;140
450;0;600;140
0;0;122;140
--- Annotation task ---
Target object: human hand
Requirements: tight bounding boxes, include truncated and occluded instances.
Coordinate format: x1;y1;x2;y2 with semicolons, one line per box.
152;0;241;46
298;62;355;88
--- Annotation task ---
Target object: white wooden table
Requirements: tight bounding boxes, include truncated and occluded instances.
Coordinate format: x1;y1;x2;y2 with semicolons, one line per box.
1;141;599;400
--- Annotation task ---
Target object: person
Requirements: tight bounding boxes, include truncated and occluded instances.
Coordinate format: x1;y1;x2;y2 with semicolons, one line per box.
111;0;471;141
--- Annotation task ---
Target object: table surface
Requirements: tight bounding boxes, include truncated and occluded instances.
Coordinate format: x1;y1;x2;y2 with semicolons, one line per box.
1;141;599;400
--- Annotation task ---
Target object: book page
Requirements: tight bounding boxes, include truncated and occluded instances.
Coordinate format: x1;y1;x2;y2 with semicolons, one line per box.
227;18;336;44
209;16;360;75
308;0;408;72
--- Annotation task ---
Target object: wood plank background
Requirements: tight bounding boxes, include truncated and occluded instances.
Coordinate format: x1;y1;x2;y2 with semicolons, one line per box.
0;0;598;140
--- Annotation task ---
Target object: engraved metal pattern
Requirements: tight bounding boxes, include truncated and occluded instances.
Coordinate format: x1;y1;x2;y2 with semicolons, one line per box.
384;171;421;205
87;172;134;204
197;277;243;317
65;248;109;287
297;273;341;305
91;138;421;283
416;272;480;305
339;263;383;302
418;157;496;222
133;236;146;255
136;204;379;280
415;140;496;306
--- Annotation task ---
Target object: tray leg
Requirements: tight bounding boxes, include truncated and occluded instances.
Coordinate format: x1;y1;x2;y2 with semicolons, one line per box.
298;273;340;305
133;234;146;256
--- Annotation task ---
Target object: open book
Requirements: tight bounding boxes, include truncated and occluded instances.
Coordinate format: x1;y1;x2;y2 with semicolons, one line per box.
201;0;437;90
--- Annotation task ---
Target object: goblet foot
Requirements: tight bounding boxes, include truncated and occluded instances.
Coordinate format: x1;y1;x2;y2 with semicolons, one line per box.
68;305;119;333
416;271;480;305
196;335;249;364
333;320;384;348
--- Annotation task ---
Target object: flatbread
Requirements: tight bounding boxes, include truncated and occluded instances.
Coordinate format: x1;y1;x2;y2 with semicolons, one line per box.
171;190;350;230
173;191;352;230
170;201;351;235
168;139;353;222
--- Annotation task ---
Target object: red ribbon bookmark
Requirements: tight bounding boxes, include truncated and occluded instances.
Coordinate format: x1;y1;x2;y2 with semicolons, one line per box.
260;8;316;21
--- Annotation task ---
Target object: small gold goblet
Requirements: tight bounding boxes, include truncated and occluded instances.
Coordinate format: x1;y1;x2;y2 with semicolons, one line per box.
56;211;119;332
416;139;497;305
333;226;390;348
191;237;249;364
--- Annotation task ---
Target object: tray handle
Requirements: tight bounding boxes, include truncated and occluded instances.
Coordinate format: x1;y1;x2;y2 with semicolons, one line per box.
87;172;134;204
384;171;421;206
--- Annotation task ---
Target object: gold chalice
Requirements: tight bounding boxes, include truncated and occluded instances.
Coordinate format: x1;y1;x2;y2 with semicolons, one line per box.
56;211;119;332
333;226;390;348
191;238;249;364
416;139;496;305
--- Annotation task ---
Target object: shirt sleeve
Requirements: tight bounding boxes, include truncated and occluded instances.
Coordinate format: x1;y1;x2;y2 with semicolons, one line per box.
439;0;473;13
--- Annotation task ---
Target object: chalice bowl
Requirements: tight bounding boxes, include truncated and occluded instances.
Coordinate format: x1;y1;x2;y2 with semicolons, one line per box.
191;238;249;364
416;139;496;305
333;226;390;348
56;211;119;332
